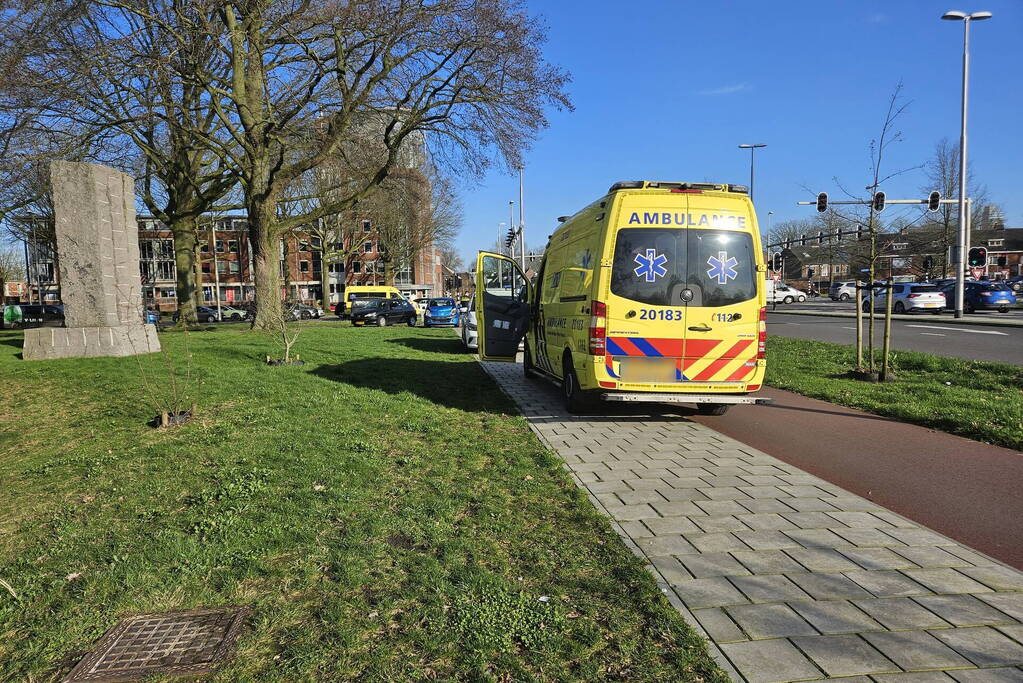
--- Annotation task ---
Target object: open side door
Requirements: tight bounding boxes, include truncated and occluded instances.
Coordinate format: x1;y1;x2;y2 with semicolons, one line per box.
474;251;530;361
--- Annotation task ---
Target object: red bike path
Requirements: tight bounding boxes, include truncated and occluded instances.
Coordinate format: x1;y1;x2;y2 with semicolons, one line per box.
691;387;1023;570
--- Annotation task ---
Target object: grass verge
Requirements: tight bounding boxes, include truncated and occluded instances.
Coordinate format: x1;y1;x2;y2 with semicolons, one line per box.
0;324;725;681
765;336;1023;450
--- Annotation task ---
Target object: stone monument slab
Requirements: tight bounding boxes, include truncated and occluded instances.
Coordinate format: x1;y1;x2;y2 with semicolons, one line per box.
23;161;161;360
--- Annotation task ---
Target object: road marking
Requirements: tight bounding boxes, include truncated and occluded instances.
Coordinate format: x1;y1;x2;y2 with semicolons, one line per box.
841;326;856;330
919;332;946;337
904;324;1008;336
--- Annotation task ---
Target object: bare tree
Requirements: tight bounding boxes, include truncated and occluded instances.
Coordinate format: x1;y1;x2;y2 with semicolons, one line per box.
114;0;573;329
35;0;241;326
828;83;918;375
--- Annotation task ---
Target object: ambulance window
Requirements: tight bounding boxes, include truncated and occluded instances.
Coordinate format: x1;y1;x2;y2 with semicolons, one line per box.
688;230;756;307
481;255;527;303
611;228;686;306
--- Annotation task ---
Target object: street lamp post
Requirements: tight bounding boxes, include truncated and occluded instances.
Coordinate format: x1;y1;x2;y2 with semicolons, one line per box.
942;9;992;319
738;143;767;202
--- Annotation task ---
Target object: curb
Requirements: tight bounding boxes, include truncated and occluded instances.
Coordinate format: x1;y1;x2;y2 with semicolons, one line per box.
767;308;1023;329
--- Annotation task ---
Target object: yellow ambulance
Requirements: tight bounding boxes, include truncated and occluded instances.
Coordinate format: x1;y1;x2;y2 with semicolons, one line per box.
475;180;772;414
336;285;406;317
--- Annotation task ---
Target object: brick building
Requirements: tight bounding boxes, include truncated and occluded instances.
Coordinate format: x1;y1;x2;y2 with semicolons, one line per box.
136;214;446;311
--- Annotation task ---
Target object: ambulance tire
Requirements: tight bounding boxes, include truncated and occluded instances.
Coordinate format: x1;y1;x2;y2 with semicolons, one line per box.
522;344;537;379
697;403;731;416
562;355;594;414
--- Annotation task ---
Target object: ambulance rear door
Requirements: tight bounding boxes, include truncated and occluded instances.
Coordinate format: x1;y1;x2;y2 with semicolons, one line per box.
474;251;530;362
679;195;761;385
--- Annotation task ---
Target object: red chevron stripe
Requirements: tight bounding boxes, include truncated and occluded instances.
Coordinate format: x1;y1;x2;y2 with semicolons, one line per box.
644;337;684;356
692;340;754;381
609;337;645;356
724;362;757;382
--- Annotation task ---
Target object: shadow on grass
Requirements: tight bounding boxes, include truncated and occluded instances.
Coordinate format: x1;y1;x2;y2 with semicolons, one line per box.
312;358;510;413
386;336;466;355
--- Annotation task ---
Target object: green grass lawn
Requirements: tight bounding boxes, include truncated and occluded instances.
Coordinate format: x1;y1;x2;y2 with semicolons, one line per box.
765;336;1023;450
0;324;724;681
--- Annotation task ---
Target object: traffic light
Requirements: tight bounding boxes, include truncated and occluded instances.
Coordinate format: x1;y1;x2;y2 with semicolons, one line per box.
771;252;783;271
922;255;934;271
997;256;1008;268
872;191;886;212
927;191;941;212
816;192;828;213
807;267;815;278
967;247;987;267
505;228;515;248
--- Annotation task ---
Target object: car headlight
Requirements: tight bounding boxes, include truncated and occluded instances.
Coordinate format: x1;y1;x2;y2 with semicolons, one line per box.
467;322;477;331
365;312;377;317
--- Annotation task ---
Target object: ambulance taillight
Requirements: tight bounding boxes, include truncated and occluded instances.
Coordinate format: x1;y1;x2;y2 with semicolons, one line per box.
757;306;767;359
589;300;607;355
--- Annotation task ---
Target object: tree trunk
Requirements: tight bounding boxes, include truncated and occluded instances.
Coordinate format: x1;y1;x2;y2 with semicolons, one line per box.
171;216;200;326
249;196;283;329
320;260;331;315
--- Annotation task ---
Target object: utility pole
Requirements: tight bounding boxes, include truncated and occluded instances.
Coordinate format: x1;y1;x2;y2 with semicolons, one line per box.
738;143;767;202
210;219;222;320
942;9;992;318
518;168;526;272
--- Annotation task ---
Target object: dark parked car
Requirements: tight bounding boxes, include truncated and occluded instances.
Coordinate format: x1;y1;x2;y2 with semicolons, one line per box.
172;306;221;323
16;304;64;326
349;298;417;327
938;281;1017;313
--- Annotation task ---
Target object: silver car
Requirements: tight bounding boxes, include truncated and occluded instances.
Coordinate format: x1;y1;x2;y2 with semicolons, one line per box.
829;281;856;301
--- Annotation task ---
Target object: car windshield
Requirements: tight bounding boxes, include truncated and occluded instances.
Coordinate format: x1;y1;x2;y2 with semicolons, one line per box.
352;299;382;310
611;228;756;307
981;284;1011;292
428;298;454;307
910;285;939;293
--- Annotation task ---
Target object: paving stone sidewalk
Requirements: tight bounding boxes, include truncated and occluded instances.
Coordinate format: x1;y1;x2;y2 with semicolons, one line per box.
482;360;1023;683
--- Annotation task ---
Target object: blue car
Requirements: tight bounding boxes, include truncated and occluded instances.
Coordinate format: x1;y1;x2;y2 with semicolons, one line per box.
423;297;460;327
940;281;1017;313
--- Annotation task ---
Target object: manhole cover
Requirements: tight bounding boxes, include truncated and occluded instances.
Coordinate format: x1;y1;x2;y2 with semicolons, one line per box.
63;607;249;682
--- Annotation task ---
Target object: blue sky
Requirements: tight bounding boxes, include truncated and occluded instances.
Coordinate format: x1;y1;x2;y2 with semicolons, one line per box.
453;0;1023;264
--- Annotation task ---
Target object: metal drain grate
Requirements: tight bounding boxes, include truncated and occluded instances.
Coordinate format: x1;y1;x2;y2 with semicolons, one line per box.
63;607;249;682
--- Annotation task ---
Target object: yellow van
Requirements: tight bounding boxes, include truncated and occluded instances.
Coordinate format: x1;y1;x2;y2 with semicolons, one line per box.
475;180;772;414
337;285;405;317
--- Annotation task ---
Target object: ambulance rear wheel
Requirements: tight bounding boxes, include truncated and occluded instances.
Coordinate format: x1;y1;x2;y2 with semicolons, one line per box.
562;358;591;414
697;403;730;416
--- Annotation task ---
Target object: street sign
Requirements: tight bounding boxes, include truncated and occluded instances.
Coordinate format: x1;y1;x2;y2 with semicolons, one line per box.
771;274;781;281
970;268;985;279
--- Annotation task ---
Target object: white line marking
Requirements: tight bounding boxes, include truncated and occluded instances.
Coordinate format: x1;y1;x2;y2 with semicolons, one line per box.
841;326;856;330
904;324;1008;336
919;332;946;337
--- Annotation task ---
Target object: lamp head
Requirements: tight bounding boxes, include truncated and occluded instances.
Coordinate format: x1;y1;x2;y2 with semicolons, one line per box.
941;10;967;20
970;11;992;20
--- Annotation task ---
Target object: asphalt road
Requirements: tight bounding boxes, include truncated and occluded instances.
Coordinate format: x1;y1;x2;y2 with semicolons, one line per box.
783;296;1023;321
690;387;1023;571
768;313;1023;365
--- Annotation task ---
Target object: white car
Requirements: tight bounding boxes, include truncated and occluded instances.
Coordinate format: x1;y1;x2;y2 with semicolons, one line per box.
862;283;945;314
766;283;806;304
460;300;478;351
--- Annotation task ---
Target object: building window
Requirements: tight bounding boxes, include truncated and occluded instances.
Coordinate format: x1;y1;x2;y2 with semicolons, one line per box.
362;220;371;233
300;260;310;273
156;262;175;280
217;261;227;275
352;261;361;273
394;266;413;286
200;242;210;253
228;240;239;253
987;239;1004;247
233;219;247;230
364;241;373;253
202;262;211;274
312;259;322;273
892;243;908;251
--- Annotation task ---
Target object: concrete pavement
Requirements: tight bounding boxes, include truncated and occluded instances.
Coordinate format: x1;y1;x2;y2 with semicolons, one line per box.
482;359;1023;682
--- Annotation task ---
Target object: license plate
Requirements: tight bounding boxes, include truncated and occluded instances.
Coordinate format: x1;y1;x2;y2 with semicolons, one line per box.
923;303;938;307
618;357;678;383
